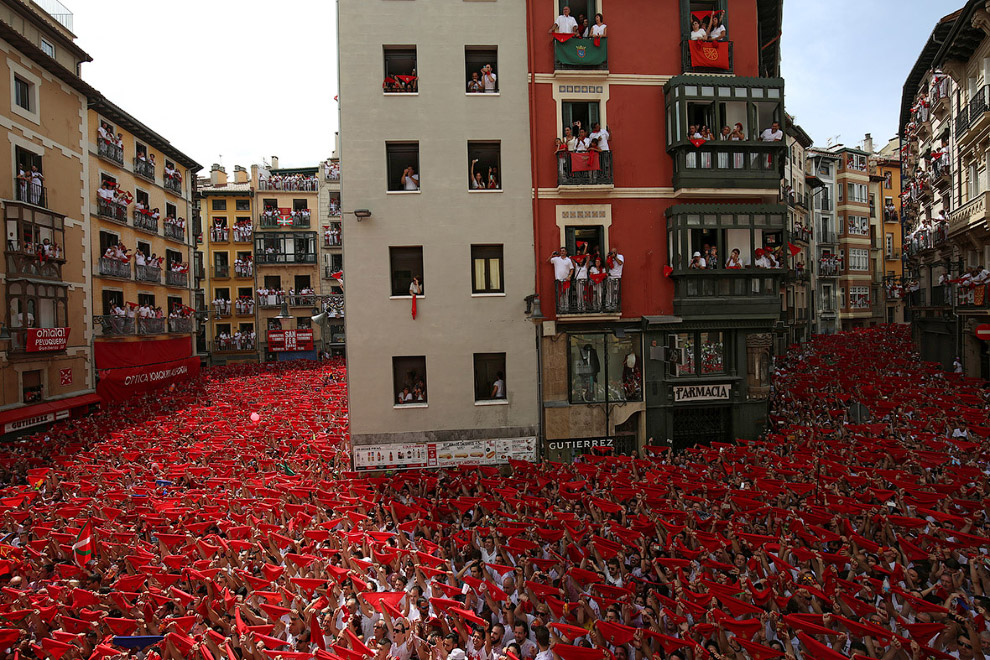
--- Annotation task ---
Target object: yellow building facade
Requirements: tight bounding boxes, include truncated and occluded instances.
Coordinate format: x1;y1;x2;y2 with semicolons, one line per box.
199;165;257;363
88;100;201;398
0;0;101;431
834;147;876;329
873;144;904;324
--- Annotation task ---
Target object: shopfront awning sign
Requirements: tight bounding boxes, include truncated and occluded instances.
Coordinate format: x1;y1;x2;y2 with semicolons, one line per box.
673;384;730;403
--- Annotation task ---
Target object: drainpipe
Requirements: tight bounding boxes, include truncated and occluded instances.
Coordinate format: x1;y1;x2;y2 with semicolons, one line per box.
526;0;545;456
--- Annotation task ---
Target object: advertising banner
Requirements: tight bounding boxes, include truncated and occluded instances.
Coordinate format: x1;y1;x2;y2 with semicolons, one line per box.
26;327;70;352
95;338;198;401
353;437;537;472
268;329;314;352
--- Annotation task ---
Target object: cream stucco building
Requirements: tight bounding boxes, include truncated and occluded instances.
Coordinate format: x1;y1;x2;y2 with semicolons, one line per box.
337;0;539;461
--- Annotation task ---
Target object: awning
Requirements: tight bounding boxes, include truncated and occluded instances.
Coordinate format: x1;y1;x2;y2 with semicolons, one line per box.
0;393;102;434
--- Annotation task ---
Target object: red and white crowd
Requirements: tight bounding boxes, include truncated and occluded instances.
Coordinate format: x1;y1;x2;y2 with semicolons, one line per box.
2;329;990;660
262;174;319;191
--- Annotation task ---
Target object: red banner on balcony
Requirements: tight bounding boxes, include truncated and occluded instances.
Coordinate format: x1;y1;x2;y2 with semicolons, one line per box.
570;151;600;172
26;327;70;352
689;40;730;70
94;337;198;401
268;329;314;352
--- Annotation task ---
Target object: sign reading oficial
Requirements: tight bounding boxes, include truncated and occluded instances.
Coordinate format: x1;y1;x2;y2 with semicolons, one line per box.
26;327;70;352
673;383;731;403
268;329;314;352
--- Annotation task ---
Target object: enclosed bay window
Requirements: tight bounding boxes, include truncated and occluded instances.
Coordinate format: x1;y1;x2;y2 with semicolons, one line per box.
666;208;787;271
568;332;642;404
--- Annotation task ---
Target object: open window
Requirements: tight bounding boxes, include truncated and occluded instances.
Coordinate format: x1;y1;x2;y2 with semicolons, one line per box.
389;246;424;297
102;289;123;315
384;47;417;93
468;142;501;190
465;47;498;93
386;142;420;192
565;225;605;263
14;146;44;206
393;356;427;405
474;353;507;401
562;101;600;139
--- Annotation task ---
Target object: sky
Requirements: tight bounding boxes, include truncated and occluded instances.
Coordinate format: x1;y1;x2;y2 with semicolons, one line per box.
70;0;339;172
65;0;954;171
780;0;956;151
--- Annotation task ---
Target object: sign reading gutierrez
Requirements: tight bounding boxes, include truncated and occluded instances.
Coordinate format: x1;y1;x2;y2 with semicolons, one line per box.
673;383;730;403
26;327;70;352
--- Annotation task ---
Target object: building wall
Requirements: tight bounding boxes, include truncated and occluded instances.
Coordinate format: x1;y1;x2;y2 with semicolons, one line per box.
339;0;538;445
0;26;91;409
834;150;874;328
87;107;195;334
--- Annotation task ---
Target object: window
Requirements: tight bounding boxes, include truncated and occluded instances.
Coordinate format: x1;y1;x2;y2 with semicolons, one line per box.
294;275;312;291
568;333;642;403
138;293;156;308
838;183;843;202
393;356;427;405
468;142;501;190
847;215;868;236
847;183;868;203
166;203;177;218
40;39;54;58
101;290;123;315
14;146;43;206
565;225;605;259
135;189;149;208
22;370;41;403
263;275;281;290
214;288;230;301
849;285;870;309
98;230;118;254
386;142;420;191
885;233;894;258
465;47;498;93
136;240;151;257
389;246;424;296
562;100;600;137
669;331;725;377
471;245;503;293
383;47;417;93
296;317;311;330
293;199;308;211
474;353;507;401
235;199;250;211
848;248;869;271
14;76;31;111
212;199;227;211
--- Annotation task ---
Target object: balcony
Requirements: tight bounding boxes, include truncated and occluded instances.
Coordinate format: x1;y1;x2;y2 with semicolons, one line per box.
553;36;607;72
168;317;192;333
256;253;317;265
5;249;64;281
98;257;131;279
98;140;123;166
134;158;155;181
259;216;280;229
670;271;782;319
680;40;733;74
164;222;185;243
960;85;990;146
885;250;902;262
958;283;990;310
214;339;257;354
258;178;319;192
133;209;158;234
556;150;614;188
135;264;161;284
668;142;785;191
328;204;341;218
234;299;254;316
931;160;950;189
791;225;812;244
288;294;317;308
210;227;230;243
94;315;134;336
553;279;621;318
257;293;283;309
323;265;343;279
233;226;253;243
166;271;188;287
212;265;230;279
14;182;47;209
324;223;342;247
137;318;166;335
784;268;809;284
213;300;231;317
234;264;254;278
883;209;900;224
948;191;989;237
931;284;952;307
818;229;837;245
97;198;128;224
164;176;182;196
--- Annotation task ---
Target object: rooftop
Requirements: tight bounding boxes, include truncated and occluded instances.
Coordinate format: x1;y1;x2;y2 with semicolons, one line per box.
31;0;72;31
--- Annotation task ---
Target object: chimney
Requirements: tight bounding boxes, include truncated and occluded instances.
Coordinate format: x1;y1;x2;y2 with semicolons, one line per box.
863;133;874;154
271;156;279;169
210;163;227;186
233;165;248;184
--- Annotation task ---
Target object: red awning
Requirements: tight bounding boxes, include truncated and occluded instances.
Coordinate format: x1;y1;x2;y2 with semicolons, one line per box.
0;393;102;429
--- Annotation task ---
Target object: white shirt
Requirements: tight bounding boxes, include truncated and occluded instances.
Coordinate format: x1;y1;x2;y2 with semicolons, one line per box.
589;129;610;151
709;25;726;40
609;254;624;278
403;174;419;191
574;137;591;152
483;72;497;92
760;128;784;142
550;256;574;281
554;15;578;34
590;23;606;37
690;29;707;40
493;379;505;398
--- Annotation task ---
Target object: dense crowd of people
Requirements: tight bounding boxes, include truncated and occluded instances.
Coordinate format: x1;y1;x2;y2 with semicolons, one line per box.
261;174;319;191
2;328;990;660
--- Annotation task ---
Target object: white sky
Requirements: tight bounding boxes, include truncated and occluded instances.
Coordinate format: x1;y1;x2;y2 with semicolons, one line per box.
66;0;956;170
69;0;339;172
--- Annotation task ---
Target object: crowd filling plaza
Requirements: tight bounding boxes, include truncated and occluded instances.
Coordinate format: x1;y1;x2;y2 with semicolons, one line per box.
1;327;990;660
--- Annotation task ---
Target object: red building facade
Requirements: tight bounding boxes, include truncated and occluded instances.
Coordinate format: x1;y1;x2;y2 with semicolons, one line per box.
528;0;786;457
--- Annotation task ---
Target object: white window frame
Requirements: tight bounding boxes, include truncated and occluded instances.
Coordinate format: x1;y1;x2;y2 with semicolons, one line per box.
40;38;55;58
849;248;869;272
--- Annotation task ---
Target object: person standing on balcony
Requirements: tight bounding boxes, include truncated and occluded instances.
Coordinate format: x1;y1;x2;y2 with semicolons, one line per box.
591;14;607;39
590;123;610;151
549;248;575;306
708;13;726;41
549;5;578;35
689;18;707;40
760;122;783;142
574;129;591;152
